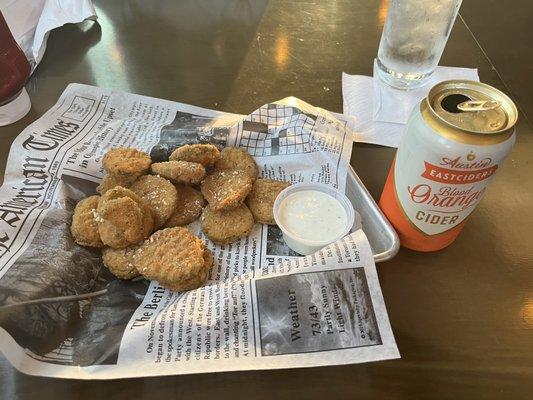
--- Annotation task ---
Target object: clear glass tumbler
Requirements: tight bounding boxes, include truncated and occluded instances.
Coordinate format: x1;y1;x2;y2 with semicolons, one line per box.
376;0;462;90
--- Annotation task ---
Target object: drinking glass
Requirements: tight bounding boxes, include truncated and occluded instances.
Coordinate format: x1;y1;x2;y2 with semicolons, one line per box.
376;0;462;90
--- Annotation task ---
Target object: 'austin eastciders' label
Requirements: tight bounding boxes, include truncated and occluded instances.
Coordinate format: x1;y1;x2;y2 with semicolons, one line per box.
394;141;508;236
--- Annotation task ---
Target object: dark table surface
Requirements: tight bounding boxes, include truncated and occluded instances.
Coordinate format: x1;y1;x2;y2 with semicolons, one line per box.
1;1;532;399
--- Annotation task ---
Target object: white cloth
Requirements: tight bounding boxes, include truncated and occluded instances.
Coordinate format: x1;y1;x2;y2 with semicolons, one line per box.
342;63;479;148
0;0;97;67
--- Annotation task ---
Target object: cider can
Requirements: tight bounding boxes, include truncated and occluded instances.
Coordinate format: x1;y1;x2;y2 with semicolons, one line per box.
379;80;518;252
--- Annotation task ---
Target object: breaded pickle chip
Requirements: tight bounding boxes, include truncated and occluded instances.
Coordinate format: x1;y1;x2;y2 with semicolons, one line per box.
102;246;139;279
201;170;252;211
203;247;214;271
151;161;206;185
246;179;290;225
214;147;259;181
130;175;178;228
135;227;212;292
71;195;104;248
201;204;254;244
102;147;151;178
97;173;137;194
169;144;220;167
97;187;151;248
165;185;205;227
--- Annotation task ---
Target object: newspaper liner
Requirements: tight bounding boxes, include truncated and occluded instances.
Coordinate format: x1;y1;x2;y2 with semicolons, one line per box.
0;84;399;379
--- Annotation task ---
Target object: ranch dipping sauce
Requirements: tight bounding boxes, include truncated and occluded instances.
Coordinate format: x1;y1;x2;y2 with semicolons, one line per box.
278;190;347;242
273;183;355;255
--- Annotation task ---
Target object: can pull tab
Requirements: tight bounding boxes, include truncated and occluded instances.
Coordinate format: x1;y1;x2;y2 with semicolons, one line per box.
457;100;501;112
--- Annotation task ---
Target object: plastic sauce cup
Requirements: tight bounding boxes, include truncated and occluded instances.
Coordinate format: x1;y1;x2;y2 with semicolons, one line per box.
273;183;355;256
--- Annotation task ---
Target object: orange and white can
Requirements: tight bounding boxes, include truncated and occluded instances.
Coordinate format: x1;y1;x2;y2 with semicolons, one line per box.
379;80;518;252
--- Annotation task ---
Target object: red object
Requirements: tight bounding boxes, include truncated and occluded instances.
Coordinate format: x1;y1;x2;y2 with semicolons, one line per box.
379;157;469;252
420;161;498;184
0;11;31;106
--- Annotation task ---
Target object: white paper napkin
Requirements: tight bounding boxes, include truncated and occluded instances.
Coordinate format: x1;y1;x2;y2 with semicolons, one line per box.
372;60;479;124
342;73;405;148
342;64;479;148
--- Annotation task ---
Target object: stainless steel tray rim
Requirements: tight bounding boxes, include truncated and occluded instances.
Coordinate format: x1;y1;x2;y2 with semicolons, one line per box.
346;165;400;263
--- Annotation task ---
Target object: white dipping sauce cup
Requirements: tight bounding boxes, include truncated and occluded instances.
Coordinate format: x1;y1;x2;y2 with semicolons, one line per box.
273;183;355;256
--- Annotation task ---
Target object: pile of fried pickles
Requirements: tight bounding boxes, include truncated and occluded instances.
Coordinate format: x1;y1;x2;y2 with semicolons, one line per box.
70;145;290;291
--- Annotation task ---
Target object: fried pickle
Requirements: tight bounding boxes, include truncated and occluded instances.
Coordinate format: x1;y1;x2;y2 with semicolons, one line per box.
102;147;151;178
102;246;140;279
97;187;152;248
151;161;206;185
130;175;178;228
201;170;252;211
96;173;137;194
165;185;205;227
169;144;220;167
135;227;212;292
214;147;259;181
246;179;290;225
70;195;104;248
200;204;254;244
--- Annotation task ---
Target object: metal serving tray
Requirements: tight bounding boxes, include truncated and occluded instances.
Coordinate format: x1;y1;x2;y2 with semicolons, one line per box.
346;166;399;262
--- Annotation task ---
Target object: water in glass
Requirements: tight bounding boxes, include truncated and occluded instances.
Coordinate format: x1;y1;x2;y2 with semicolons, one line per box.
376;0;462;90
